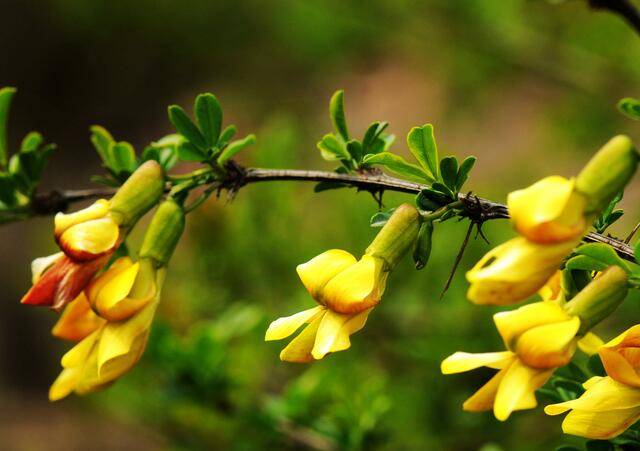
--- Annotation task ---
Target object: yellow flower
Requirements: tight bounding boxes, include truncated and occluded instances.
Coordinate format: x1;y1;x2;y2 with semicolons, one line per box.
52;292;105;342
265;249;384;362
545;325;640;439
48;258;164;401
442;302;581;421
508;176;588;244
466;237;579;306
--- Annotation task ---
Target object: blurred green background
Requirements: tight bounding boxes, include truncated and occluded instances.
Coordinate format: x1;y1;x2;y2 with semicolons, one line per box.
1;0;640;449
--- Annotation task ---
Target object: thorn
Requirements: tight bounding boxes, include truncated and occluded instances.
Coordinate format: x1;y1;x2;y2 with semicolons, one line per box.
440;221;474;300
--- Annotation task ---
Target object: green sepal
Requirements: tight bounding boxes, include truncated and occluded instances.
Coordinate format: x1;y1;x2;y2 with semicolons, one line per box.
139;199;185;267
0;87;17;168
413;221;433;270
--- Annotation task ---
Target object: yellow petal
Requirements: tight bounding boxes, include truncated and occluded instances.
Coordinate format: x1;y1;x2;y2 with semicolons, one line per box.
508;176;587;244
54;199;110;237
578;333;604;355
494;301;571;349
93;262;140;317
561;407;640;440
441;351;515;374
515;316;580;368
320;255;386;314
279;314;324;363
59;217;119;260
538;270;563;302
296;249;357;300
60;329;101;368
493;359;551;421
52;293;105;342
31;252;64;283
600;347;640;388
265;306;325;341
463;368;506;412
583;376;604;390
330;308;373;352
312;309;356;359
49;368;82;401
467;237;579;306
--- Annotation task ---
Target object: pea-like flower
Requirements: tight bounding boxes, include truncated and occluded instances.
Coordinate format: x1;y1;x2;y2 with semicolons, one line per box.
508;176;588;244
266;204;420;362
466;237;579;306
442;302;581;421
545;325;640;439
21;161;164;310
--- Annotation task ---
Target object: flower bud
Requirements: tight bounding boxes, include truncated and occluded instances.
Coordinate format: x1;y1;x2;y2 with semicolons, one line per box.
563;266;628;334
413;221;433;270
576;135;638;214
139;199;185;267
366;203;420;269
109;161;165;228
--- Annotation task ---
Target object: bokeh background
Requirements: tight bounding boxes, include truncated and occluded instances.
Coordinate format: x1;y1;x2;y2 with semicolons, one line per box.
1;0;640;449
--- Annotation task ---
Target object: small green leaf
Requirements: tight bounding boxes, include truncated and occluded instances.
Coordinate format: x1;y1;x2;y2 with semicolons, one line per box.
431;182;456;201
217;134;256;165
565;255;608;272
555;446;582;451
0;87;17;168
346;140;363;163
168;105;207;150
0;173;16;205
363;152;432;183
329;90;349;141
317;134;350;161
413;221;433;270
407;124;439;179
90;125;116;167
111;142;137;174
575;243;629;272
618;97;640;120
195;93;222;147
418;188;451;207
370;133;395;154
440;156;458;191
362;122;388;153
313;181;348;192
585;439;614;451
370;208;396;227
415;190;441;211
219;125;237;147
456;156;476;191
635;241;640;265
587;354;606;376
20;132;43;152
177;142;207;162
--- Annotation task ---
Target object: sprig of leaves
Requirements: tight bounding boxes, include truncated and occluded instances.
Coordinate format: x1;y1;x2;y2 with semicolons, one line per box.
593;192;624;234
0;87;56;216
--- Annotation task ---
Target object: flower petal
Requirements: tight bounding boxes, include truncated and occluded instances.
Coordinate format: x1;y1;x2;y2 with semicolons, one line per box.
49;368;82;401
578;333;604;355
494;301;571;349
52;293;105;341
296;249;357;300
54;199;110;237
493;359;551;421
515;316;580;368
265;306;325;341
463;368;506;412
330;308;373;353
546;376;640;416
312;309;353;359
321;255;385;314
59;217;119;261
279;315;324;363
560;407;640;440
441;351;515;374
31;252;64;283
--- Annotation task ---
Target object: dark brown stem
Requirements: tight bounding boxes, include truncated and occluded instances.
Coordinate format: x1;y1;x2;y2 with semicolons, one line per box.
589;0;640;36
19;167;637;262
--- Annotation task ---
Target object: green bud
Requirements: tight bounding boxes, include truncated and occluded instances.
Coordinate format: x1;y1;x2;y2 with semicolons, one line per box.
563;265;628;334
576;135;638;214
413;221;433;270
109;161;165;227
366;203;421;269
139;199;185;267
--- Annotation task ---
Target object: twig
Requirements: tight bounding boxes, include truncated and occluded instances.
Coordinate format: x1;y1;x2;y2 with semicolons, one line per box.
589;0;640;36
19;166;637;262
625;221;640;244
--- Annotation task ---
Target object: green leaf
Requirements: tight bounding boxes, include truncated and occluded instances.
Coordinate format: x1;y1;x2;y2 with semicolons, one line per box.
635;241;640;265
431;182;456;201
346;140;363;162
177;142;207;162
20;132;43;152
407;124;439;179
575;243;629;272
329;90;349;141
587;354;606;377
565;255;608;272
0;173;16;205
456;156;476;191
111;142;137;174
90;125;116;167
168;105;207;150
217;134;256;165
439;156;458;191
0;87;17;168
219;125;237;147
363;152;432;183
313;181;348;192
555;446;582;451
370;208;396;227
418;187;451;207
370;133;395;154
413;221;433;270
362;122;388;153
195;93;222;147
317;134;350;161
618;97;640;120
585;440;614;451
416;190;441;211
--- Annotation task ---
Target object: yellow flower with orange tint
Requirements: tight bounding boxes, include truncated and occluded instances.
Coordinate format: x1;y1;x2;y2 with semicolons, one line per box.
466;237;579;306
442;302;581;420
266;250;383;362
508;176;588;245
52;292;105;342
545;325;640;439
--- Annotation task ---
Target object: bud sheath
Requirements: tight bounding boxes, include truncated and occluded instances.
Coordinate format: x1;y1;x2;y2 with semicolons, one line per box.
139;199;185;267
366;203;420;269
109;161;165;227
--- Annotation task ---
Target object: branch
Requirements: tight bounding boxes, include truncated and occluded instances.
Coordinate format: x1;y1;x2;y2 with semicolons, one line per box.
22;166;636;262
589;0;640;36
